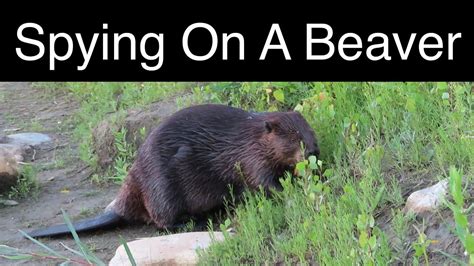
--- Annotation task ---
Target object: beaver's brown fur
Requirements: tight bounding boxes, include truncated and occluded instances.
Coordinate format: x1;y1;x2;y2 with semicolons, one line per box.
27;104;319;237
113;104;319;228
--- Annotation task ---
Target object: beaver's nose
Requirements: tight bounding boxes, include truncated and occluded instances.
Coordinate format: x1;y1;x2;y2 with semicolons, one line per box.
306;144;320;158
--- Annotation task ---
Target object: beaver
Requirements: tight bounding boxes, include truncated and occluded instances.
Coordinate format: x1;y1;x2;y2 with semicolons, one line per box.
27;104;319;238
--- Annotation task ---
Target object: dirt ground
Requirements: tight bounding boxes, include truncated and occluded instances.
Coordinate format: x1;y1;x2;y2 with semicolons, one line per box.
0;83;157;265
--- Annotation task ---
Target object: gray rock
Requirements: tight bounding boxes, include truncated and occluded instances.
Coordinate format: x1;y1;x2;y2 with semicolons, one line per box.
109;231;229;266
0;199;19;206
404;179;448;215
5;133;51;146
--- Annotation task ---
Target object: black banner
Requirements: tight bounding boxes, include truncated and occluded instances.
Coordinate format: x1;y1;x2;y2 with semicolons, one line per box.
0;7;472;81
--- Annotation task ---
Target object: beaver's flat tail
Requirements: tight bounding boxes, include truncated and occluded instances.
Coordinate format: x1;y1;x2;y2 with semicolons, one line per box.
26;211;123;238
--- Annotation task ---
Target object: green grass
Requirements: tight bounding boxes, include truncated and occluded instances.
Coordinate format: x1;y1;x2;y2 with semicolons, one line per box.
7;164;39;199
1;210;136;265
446;166;474;265
1;210;114;265
27;82;473;264
195;82;473;264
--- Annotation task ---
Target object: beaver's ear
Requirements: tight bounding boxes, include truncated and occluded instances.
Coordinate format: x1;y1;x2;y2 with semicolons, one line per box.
264;120;278;133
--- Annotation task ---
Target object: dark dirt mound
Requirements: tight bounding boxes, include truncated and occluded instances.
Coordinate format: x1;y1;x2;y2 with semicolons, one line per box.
91;98;182;171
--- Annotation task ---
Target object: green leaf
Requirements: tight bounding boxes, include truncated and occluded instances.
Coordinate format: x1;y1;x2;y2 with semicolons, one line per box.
120;237;137;266
413;245;423;257
328;104;336;118
317;160;323;168
323;169;334;177
369;235;377;250
315;183;323;193
0;245;22;256
61;210;106;266
296;161;306;170
19;230;66;259
356;215;367;231
368;216;375;228
437;82;448;91
273;89;285;103
294;104;303;112
359;231;368;248
308;156;317;170
454;209;469;228
465;234;474;254
219;219;231;232
449;166;463;207
343;117;351;128
224;218;231;228
295;161;307;177
1;254;33;260
371;185;385;212
350;248;356;257
406;98;416;113
59;243;83;258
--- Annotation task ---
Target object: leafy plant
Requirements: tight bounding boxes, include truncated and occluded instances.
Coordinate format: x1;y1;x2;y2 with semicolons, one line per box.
446;166;474;264
355;213;378;266
412;225;431;266
8;164;38;199
108;128;137;183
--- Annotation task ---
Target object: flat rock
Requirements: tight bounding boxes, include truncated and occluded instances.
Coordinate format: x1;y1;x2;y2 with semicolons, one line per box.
109;231;228;266
0;199;19;206
404;179;448;215
5;133;51;146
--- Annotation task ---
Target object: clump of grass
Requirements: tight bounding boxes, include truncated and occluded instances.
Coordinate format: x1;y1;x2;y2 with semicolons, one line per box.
0;210;136;265
8;164;39;199
391;209;415;263
199;153;391;264
198;82;473;264
27;120;45;132
107;128;137;183
412;224;431;266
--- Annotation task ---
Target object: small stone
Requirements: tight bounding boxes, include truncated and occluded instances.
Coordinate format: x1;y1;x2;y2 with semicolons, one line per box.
109;231;229;266
404;179;448;215
0;199;19;206
6;133;51;146
3;128;22;133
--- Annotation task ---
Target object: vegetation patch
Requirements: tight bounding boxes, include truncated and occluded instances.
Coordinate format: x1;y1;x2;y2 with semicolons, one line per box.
24;82;472;264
